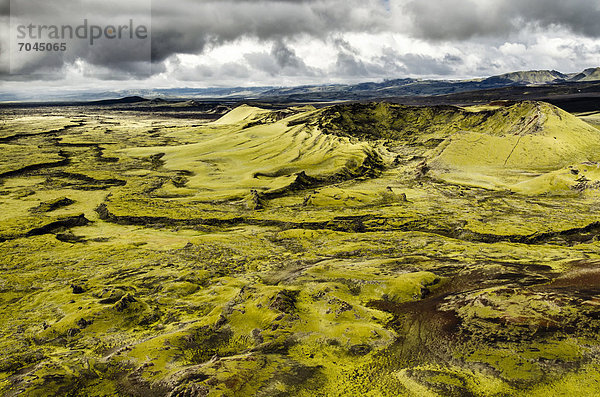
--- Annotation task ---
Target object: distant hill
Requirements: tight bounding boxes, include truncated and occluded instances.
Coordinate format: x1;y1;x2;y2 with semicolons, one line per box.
570;67;600;82
90;96;150;105
482;70;568;85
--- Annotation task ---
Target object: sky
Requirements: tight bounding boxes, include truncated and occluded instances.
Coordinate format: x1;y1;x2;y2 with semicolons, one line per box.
1;0;600;96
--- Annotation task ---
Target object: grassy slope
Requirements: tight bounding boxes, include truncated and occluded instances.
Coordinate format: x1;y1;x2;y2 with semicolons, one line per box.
573;67;600;82
316;101;600;194
121;105;381;201
428;102;600;193
1;103;600;396
491;70;565;84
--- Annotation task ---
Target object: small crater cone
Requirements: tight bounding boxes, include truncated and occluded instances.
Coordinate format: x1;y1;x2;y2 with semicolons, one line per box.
380;187;408;204
246;190;267;210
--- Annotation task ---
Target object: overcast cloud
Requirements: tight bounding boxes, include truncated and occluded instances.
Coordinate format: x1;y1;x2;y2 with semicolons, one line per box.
1;0;599;93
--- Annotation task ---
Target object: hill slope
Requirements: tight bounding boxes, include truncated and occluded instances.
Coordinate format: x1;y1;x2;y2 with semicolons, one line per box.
571;67;600;82
119;101;600;199
314;101;600;193
122;105;384;201
483;70;568;84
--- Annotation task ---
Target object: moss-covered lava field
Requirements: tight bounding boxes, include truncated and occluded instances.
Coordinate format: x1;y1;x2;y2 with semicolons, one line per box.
2;101;600;396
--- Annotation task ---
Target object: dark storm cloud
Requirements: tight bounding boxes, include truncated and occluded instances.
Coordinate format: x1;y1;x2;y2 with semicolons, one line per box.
332;38;360;55
172;59;251;82
375;48;461;76
0;0;8;16
3;0;385;77
3;0;151;77
335;52;370;76
244;41;315;76
271;41;303;69
150;0;600;68
403;0;600;40
1;0;599;84
515;0;600;37
150;0;387;61
397;53;457;75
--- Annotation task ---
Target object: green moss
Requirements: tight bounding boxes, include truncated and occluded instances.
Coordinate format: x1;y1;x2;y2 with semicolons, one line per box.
2;103;600;395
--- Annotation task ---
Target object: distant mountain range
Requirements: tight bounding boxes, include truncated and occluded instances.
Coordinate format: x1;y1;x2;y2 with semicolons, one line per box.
1;67;599;103
256;67;600;102
480;68;600;84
